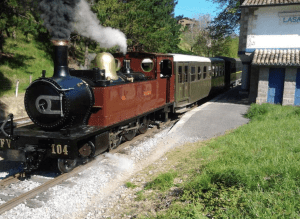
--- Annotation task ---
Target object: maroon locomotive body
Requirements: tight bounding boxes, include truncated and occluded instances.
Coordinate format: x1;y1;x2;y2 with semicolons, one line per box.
88;52;175;127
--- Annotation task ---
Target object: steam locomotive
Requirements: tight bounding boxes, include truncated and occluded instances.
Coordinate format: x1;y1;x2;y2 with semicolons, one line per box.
0;40;242;173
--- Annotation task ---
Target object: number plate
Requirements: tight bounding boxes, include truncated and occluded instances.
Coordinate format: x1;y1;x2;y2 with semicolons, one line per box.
51;144;69;155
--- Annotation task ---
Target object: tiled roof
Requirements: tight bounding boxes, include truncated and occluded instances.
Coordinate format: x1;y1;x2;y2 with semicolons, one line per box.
241;0;300;7
252;49;300;66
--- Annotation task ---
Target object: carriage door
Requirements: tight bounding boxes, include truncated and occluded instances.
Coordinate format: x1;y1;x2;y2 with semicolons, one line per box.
267;68;285;104
183;63;189;99
294;69;300;105
177;63;185;101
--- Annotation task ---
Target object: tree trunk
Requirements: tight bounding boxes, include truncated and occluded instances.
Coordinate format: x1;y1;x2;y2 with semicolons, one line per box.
5;28;10;38
12;30;16;39
0;30;4;53
84;40;89;68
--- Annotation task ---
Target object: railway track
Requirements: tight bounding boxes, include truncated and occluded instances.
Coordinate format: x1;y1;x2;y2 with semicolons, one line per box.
14;117;33;128
0;172;26;189
0;116;178;215
0;116;33;129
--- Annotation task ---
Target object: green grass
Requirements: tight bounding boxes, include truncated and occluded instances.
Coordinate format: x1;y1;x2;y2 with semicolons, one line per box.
125;182;137;189
135;190;146;201
152;103;300;218
145;171;178;192
0;32;54;97
0;32;109;97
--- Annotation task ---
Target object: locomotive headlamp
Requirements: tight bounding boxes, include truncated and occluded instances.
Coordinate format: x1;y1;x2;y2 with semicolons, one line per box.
91;52;118;80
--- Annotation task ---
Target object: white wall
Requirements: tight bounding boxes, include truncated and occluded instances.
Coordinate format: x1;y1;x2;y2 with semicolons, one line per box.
247;5;300;49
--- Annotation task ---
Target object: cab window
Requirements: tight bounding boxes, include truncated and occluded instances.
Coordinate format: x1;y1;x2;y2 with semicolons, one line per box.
160;60;172;78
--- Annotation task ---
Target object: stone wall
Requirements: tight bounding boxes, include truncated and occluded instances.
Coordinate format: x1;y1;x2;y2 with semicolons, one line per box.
256;67;269;104
282;68;297;105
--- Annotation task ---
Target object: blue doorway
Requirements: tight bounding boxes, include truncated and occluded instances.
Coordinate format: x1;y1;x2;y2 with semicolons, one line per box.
267;68;285;104
294;69;300;105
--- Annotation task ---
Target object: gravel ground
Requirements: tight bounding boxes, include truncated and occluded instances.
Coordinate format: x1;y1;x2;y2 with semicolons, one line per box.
0;125;192;219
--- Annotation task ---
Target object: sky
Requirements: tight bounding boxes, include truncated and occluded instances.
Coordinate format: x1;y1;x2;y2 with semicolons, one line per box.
174;0;221;19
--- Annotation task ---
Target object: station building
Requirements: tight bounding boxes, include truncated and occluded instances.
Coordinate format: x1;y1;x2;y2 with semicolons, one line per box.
239;0;300;105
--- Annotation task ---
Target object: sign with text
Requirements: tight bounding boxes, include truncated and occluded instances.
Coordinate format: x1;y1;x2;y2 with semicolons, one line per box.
279;12;300;24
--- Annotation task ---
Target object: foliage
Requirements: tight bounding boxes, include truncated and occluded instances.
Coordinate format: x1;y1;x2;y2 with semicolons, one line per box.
0;0;45;38
209;35;239;57
92;0;181;53
0;31;54;97
179;13;239;57
180;14;211;54
207;0;241;38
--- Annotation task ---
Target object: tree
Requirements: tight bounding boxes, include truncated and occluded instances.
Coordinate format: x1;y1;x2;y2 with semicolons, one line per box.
207;0;241;38
181;14;211;53
92;0;181;53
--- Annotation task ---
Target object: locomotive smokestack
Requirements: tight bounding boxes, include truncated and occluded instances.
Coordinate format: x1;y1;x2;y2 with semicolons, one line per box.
52;40;70;78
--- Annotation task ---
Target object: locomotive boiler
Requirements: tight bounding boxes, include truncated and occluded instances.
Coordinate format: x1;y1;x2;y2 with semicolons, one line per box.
25;40;94;130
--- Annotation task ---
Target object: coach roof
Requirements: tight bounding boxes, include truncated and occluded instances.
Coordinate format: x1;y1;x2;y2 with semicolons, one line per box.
168;54;211;63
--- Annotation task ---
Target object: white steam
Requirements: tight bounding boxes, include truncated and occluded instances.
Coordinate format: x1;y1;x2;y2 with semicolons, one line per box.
73;0;127;54
105;153;134;172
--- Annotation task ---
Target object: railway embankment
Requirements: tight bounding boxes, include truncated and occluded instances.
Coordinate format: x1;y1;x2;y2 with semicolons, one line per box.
79;87;300;218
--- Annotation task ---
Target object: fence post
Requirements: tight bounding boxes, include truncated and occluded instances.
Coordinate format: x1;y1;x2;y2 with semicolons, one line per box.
30;75;32;84
15;80;19;97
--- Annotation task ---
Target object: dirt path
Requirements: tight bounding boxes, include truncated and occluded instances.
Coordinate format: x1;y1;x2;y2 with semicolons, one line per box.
0;94;27;121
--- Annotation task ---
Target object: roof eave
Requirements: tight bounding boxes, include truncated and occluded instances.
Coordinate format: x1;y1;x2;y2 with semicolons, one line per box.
240;3;300;8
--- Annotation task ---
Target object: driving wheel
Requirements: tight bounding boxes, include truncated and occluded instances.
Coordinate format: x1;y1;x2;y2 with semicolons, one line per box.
57;158;77;173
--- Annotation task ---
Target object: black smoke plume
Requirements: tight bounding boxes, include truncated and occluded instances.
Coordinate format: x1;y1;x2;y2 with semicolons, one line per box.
39;0;80;40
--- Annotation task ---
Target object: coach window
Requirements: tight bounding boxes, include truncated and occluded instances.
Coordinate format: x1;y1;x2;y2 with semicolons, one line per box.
191;66;195;81
213;66;216;77
178;66;183;83
208;66;211;77
203;66;207;79
160;60;172;78
198;67;201;80
184;65;188;82
141;58;154;72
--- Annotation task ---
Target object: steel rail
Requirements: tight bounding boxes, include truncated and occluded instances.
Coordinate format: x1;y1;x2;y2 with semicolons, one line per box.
0;172;26;188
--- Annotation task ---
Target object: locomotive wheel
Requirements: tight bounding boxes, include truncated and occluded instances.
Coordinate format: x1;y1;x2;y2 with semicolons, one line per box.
138;116;149;134
123;123;137;141
57;158;77;173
